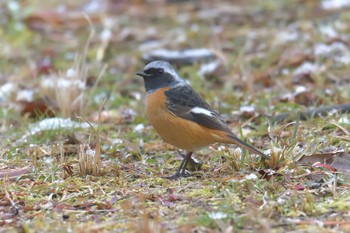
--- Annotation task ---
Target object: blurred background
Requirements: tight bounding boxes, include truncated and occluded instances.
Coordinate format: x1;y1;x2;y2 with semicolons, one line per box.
1;0;349;120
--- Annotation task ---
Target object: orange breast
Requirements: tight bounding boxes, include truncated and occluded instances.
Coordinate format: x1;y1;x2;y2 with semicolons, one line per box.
146;87;229;151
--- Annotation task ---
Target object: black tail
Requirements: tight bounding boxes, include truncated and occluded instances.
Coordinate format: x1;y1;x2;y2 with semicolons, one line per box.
227;134;270;160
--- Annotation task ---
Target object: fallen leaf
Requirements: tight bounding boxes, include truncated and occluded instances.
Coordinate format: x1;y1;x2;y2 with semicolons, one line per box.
0;167;30;180
23;9;101;34
17;98;56;117
294;184;305;190
298;151;350;176
313;163;337;172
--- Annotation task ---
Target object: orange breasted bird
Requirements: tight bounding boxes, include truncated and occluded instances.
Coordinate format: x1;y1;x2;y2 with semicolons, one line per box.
136;60;269;179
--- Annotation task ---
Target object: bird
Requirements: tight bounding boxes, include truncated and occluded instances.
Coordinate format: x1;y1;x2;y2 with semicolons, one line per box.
136;60;269;179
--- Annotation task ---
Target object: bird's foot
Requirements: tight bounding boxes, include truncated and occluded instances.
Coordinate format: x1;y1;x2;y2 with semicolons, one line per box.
163;170;191;180
180;154;202;172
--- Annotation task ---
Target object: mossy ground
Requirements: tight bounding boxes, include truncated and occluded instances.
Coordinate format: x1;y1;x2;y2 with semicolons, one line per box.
1;0;350;232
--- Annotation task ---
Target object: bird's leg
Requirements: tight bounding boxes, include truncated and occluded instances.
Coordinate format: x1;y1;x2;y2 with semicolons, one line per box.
179;152;193;176
166;152;193;179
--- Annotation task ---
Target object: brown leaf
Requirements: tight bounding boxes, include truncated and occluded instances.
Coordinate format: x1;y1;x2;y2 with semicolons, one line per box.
23;9;101;34
0;167;30;180
313;163;337;172
17;98;56;117
298;151;350;176
278;48;313;68
294;184;305;190
292;73;315;84
252;68;275;87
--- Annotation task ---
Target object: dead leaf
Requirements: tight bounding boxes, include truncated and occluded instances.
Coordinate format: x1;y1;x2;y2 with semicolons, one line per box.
313;163;337;172
17;98;56;117
278;48;313;68
298;151;350;176
23;9;101;34
294;184;305;190
0;167;30;180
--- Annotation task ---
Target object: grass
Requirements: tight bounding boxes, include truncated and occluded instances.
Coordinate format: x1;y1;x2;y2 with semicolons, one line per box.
1;0;350;232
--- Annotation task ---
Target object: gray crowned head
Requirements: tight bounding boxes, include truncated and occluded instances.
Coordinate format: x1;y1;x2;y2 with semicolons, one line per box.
136;60;185;93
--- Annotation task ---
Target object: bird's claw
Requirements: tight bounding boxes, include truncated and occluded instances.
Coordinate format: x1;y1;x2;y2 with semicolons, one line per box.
163;170;191;180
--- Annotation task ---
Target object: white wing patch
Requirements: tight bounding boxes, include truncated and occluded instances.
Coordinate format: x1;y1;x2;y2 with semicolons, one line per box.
190;107;213;116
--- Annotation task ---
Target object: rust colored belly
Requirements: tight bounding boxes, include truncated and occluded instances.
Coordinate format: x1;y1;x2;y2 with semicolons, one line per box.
146;88;227;151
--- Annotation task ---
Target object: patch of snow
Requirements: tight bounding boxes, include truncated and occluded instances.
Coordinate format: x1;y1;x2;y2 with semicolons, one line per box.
277;197;286;205
233;148;242;156
275;30;299;43
319;25;338;38
66;68;76;78
240;105;255;113
280;86;308;102
111;138;123;145
7;1;20;12
134;124;144;133
100;28;112;42
336;54;350;64
294;62;320;76
314;42;347;56
44;157;54;165
325;89;333;95
338;116;350;125
208;212;227;219
0;82;16;101
243;173;258;180
139;139;144;148
321;0;350;10
19;118;92;142
295;85;307;94
144;48;214;60
16;89;34;102
217;145;227;151
282;69;290;75
198;60;221;76
86;148;96;157
314;42;350;65
83;0;105;13
41;76;85;90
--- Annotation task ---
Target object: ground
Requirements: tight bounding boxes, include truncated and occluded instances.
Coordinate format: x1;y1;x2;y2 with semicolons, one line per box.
0;0;350;232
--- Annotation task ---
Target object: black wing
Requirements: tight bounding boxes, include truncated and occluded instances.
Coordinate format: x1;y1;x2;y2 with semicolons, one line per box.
165;85;230;132
165;85;270;159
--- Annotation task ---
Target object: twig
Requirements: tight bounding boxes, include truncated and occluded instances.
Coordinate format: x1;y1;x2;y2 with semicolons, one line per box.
271;104;350;123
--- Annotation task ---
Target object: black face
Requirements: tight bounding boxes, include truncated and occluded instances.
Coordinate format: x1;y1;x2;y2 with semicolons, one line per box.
136;67;175;93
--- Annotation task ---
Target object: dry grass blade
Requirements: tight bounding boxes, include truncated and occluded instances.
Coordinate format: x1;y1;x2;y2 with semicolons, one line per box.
78;97;106;176
79;143;101;176
268;143;282;169
2;1;350;232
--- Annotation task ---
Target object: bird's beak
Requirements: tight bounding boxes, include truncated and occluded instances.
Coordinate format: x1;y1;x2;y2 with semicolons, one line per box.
136;71;149;78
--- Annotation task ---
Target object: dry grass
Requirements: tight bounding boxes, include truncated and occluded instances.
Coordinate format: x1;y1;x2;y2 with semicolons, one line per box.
1;0;350;232
78;143;101;176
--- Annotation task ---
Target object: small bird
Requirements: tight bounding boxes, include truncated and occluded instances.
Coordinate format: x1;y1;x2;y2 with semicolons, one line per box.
136;60;269;179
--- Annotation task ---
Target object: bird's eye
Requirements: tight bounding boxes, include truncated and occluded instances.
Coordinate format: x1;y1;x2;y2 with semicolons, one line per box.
158;69;164;74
